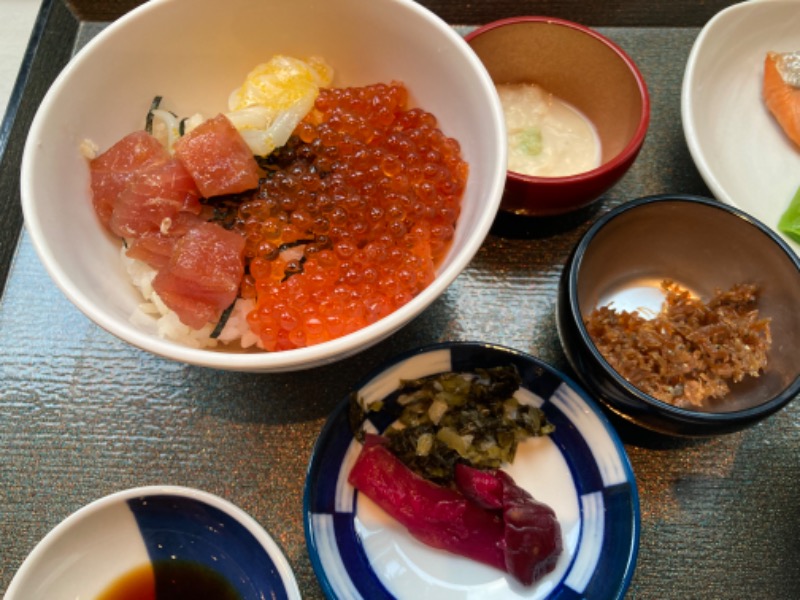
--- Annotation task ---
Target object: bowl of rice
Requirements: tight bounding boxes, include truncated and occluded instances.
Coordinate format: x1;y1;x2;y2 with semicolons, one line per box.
20;0;506;372
556;194;800;436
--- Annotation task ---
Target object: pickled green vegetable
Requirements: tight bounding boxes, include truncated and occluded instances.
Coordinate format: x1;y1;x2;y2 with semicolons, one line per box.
352;365;555;486
778;185;800;244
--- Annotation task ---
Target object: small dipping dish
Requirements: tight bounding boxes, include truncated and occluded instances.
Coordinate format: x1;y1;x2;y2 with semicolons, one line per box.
557;195;800;436
466;16;650;217
5;486;301;600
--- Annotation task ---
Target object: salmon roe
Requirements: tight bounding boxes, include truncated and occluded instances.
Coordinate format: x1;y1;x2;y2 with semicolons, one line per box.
230;82;468;351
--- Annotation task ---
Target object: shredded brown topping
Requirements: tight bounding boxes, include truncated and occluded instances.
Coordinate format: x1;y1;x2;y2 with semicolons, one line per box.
584;281;772;409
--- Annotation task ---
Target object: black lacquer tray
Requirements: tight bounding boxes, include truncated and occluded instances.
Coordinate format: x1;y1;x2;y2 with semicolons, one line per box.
1;2;797;598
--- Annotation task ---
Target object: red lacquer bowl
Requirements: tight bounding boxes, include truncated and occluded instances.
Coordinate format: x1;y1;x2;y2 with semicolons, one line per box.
466;16;650;217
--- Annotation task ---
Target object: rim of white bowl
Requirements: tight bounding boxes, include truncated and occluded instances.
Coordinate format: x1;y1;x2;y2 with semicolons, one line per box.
5;485;301;600
20;0;507;372
680;1;742;208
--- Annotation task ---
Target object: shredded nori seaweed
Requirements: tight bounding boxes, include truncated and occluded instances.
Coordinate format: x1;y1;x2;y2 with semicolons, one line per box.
201;192;252;230
210;301;236;339
145;96;163;135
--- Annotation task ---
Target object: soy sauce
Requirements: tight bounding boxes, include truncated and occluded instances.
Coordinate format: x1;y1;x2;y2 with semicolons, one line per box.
96;560;241;600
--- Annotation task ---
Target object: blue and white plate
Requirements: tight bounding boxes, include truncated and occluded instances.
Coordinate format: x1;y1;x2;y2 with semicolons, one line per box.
304;342;639;599
6;486;301;600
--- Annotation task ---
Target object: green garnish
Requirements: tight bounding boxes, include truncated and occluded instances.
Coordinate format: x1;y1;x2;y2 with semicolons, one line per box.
515;127;543;156
353;365;555;486
778;185;800;244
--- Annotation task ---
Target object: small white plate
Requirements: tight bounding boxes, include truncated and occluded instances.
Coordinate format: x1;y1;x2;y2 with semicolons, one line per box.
304;342;639;599
682;0;800;254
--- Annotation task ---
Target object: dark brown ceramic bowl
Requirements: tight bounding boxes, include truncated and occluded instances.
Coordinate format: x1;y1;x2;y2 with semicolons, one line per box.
466;17;650;217
557;195;800;436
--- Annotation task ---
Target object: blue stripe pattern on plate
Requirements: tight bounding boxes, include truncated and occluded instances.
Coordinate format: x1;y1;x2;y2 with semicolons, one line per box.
128;494;291;600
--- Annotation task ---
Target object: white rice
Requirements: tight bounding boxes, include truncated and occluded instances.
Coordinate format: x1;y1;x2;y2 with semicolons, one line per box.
79;138;99;160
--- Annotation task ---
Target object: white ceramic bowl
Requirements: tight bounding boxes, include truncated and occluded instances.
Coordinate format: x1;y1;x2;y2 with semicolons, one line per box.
5;486;300;600
21;0;506;372
682;0;800;255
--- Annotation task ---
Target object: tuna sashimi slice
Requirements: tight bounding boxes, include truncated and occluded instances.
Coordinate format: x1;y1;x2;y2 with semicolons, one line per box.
109;158;202;239
89;130;170;227
174;114;262;197
152;222;245;328
125;212;207;270
348;435;563;586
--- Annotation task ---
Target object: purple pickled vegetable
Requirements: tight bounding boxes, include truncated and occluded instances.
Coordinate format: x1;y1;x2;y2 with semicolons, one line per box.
349;436;507;571
454;461;504;509
455;463;563;585
349;435;563;586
